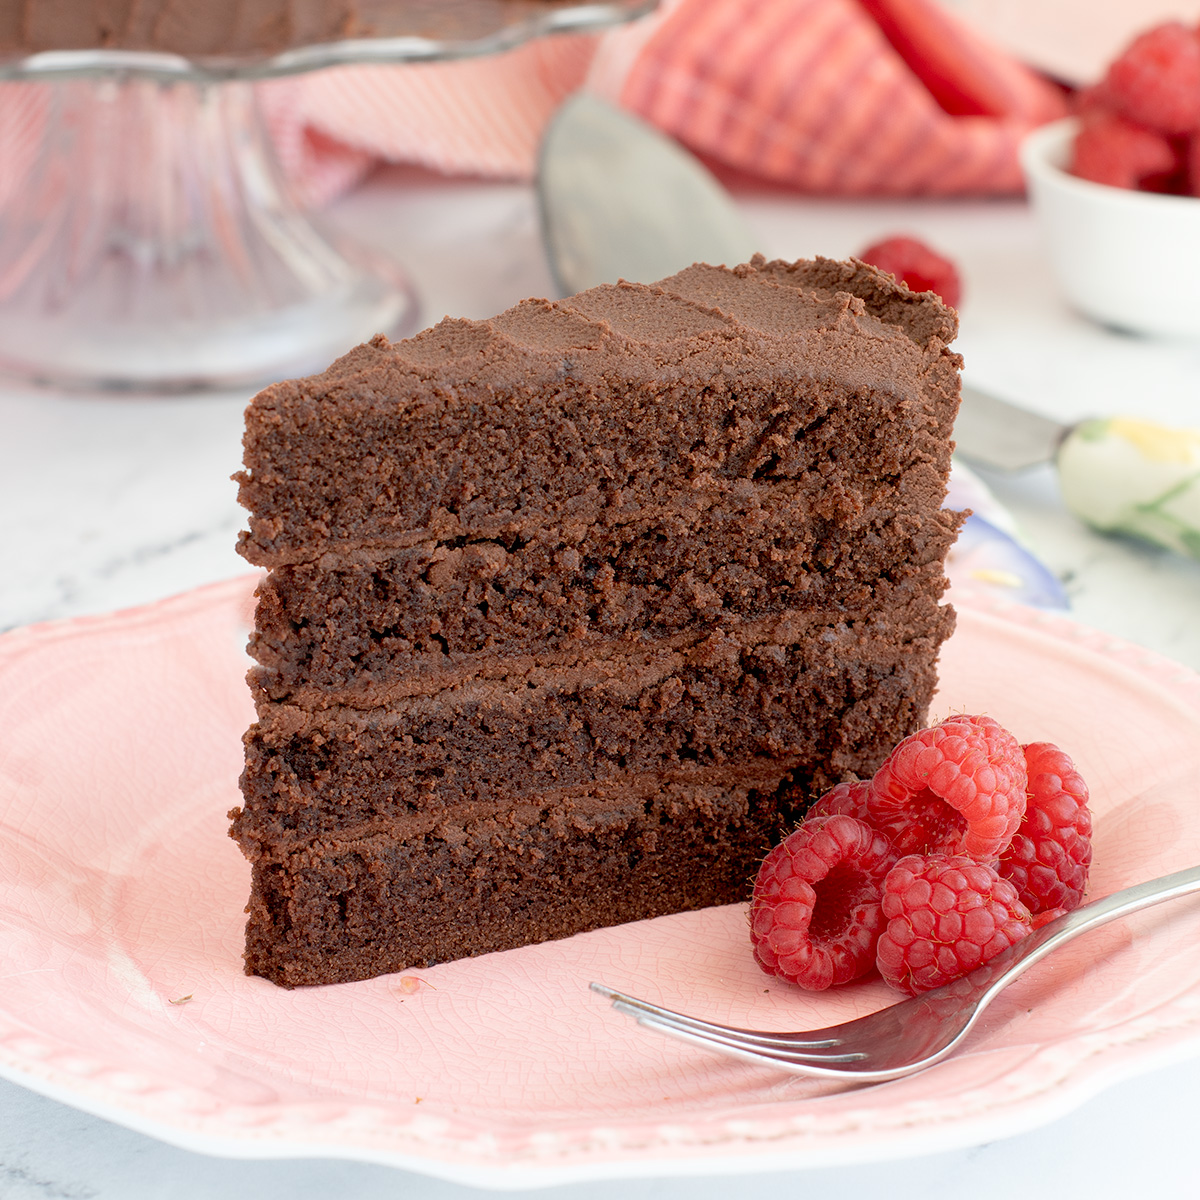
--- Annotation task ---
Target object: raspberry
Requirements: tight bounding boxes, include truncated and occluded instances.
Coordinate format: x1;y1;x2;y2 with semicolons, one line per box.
876;855;1033;995
1031;907;1068;930
1072;81;1115;119
998;742;1092;914
750;815;896;990
806;779;871;822
857;236;962;309
1069;112;1179;190
1103;22;1200;135
866;715;1027;861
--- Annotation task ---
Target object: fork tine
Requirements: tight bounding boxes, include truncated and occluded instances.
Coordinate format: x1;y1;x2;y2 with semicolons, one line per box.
609;997;861;1059
592;983;835;1045
591;983;862;1059
595;984;829;1046
593;983;819;1045
626;1012;870;1074
627;1008;868;1065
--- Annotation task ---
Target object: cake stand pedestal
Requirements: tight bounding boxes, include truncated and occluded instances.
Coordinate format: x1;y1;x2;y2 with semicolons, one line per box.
0;75;415;391
0;1;652;391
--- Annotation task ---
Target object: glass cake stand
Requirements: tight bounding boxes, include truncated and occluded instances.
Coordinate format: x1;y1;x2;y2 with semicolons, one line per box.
0;1;653;391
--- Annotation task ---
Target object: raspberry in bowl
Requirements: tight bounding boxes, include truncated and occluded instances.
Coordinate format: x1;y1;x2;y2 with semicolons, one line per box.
1020;22;1200;338
1021;117;1200;336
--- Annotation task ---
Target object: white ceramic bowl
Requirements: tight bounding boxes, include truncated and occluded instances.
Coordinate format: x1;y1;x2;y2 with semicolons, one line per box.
1020;117;1200;338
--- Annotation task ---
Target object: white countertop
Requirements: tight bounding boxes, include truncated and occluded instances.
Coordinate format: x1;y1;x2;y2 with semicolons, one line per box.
2;164;1200;1199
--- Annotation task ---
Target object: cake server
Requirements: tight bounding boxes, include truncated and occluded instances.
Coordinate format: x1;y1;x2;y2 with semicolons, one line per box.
536;93;757;294
956;386;1200;561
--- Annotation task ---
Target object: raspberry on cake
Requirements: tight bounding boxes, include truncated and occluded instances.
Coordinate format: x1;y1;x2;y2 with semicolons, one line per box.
230;255;964;987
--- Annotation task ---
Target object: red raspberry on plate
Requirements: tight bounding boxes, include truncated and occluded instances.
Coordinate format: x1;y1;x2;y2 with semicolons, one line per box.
876;854;1033;995
1069;112;1179;190
866;714;1027;861
750;815;896;990
857;236;962;309
1103;21;1200;136
998;742;1092;914
806;779;871;822
1031;907;1068;930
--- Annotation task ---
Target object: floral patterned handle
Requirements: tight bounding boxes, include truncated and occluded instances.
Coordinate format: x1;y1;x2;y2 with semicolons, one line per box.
1057;418;1200;561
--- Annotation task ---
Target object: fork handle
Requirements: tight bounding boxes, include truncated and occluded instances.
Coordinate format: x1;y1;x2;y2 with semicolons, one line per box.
991;863;1200;990
1052;863;1200;934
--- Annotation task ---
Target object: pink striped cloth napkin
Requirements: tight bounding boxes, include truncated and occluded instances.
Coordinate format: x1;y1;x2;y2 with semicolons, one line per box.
261;0;1066;204
2;0;1067;206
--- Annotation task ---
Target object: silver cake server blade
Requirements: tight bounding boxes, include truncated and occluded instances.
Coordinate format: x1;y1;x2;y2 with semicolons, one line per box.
955;384;1070;472
536;92;757;295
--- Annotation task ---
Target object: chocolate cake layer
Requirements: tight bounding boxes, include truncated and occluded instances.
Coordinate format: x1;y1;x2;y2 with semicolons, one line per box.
247;512;962;708
233;611;952;854
232;255;964;987
236;262;959;569
242;783;790;988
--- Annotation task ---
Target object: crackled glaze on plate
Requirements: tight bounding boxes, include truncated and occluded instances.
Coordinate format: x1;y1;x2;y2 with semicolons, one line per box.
1;576;1200;1187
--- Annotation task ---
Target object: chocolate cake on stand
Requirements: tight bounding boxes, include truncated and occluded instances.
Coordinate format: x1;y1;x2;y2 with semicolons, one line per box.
0;1;653;391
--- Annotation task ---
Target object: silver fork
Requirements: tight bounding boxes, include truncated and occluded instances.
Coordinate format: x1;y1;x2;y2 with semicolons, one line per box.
592;863;1200;1082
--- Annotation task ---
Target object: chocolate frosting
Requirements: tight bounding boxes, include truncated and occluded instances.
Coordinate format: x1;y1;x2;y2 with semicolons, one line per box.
237;255;961;569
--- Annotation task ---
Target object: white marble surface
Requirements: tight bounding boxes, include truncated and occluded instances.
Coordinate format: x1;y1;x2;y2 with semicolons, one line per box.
2;164;1200;1198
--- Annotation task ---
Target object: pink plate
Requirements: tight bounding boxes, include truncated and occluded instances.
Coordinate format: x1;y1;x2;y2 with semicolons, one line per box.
2;576;1200;1188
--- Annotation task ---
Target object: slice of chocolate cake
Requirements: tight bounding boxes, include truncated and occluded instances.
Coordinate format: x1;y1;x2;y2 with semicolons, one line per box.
230;255;963;987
